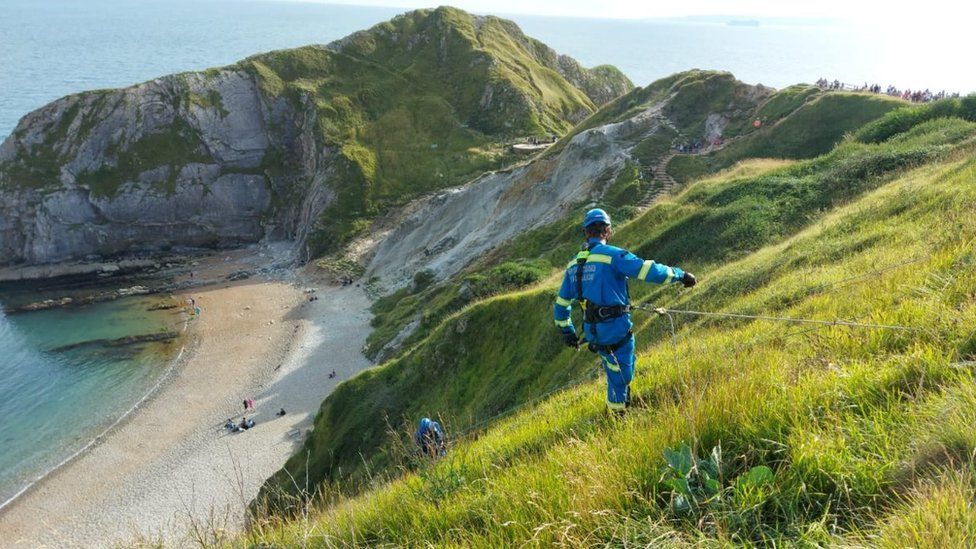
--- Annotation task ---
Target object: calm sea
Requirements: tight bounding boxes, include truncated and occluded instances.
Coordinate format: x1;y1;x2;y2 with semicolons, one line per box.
0;291;184;506
1;0;973;139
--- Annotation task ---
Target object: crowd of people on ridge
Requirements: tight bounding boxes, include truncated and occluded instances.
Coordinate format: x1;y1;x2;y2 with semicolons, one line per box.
815;78;960;103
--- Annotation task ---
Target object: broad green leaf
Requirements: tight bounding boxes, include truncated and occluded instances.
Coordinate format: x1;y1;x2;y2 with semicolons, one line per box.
664;445;693;476
703;477;721;497
739;465;774;488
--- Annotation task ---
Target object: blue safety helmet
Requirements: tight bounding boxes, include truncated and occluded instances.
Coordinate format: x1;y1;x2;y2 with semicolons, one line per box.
582;208;612;228
419;417;432;431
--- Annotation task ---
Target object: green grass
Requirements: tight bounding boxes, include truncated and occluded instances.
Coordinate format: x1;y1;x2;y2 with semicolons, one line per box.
855;93;976;143
246;127;976;543
670;90;906;183
251;111;976;540
545;70;762;159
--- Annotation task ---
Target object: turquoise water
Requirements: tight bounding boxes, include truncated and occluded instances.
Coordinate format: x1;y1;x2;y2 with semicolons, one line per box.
1;0;972;139
0;295;184;505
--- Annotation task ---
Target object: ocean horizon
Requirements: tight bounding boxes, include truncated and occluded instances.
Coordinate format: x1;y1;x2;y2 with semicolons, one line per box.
1;0;972;140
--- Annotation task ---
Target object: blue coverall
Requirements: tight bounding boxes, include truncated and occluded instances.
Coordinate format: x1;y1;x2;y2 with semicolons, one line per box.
415;417;446;456
554;237;686;410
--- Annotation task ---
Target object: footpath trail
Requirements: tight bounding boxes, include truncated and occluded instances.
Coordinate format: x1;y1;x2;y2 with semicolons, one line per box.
0;275;374;547
636;116;744;209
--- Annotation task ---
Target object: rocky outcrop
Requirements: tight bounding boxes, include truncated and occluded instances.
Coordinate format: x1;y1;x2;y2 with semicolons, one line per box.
0;68;317;266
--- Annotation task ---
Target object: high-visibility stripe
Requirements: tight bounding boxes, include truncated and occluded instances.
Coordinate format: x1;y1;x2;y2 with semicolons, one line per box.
637;260;653;281
554;318;572;328
664;267;675;284
607;400;626;411
567;252;611;269
602;356;621;372
555;296;572;307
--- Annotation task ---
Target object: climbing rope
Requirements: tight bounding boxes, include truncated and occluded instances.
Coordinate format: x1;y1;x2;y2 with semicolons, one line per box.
632;304;921;332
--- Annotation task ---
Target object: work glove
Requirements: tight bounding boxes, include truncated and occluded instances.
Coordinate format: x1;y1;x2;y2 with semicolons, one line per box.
561;329;580;348
681;272;697;288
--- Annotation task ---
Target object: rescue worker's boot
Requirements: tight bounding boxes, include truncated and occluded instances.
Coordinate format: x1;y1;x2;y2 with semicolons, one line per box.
625;385;648;409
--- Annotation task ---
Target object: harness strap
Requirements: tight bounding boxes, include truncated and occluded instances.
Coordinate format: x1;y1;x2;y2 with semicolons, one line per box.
588;331;634;354
574;244;597;340
583;304;631;324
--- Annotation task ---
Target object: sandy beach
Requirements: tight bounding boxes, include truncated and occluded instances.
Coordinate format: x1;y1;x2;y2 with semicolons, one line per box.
0;262;374;547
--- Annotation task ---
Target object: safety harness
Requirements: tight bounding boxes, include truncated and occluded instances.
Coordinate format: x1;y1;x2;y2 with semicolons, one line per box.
573;244;634;354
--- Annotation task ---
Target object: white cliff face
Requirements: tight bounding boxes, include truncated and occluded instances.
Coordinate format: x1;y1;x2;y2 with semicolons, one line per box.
365;101;672;290
0;69;321;266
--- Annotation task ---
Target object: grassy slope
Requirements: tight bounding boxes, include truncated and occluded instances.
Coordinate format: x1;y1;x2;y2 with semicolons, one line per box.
362;79;914;363
669;87;906;183
544;70;760;160
238;6;632;253
248;113;976;545
257;105;976;515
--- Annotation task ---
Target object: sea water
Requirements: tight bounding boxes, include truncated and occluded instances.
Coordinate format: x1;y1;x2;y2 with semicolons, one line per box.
1;0;973;139
0;293;184;506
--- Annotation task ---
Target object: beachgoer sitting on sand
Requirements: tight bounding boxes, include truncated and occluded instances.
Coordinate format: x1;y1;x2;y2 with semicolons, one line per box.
276;408;286;417
225;419;238;431
242;418;256;429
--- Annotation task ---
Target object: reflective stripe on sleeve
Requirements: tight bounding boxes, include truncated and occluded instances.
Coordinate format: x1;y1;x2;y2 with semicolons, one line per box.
554;318;572;328
637;260;653;281
555;296;572;307
664;267;675;284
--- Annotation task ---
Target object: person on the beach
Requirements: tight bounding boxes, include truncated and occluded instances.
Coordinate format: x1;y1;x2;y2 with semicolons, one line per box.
276;408;286;416
225;419;238;431
242;417;255;429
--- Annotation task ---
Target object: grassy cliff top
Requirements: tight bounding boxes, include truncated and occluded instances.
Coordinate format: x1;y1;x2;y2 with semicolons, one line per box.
234;8;634;255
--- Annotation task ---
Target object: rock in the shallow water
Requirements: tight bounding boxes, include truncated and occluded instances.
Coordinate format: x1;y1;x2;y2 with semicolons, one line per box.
227;270;251;281
117;285;149;296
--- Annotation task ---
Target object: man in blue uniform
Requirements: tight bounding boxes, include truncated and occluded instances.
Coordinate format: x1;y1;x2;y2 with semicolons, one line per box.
415;417;446;457
553;208;697;412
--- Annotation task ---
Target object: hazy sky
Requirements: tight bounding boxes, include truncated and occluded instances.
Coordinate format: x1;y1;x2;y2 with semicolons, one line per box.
282;0;973;25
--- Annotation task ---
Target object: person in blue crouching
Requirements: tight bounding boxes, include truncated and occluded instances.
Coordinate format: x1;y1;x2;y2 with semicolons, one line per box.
553;208;697;412
415;417;447;457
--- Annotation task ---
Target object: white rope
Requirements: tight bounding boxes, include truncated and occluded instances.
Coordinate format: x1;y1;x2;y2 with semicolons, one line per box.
633;304;921;332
